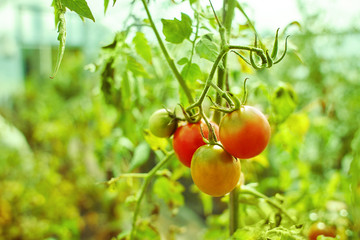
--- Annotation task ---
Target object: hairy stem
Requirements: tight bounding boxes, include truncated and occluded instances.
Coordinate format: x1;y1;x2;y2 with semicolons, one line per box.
186;47;229;111
130;151;174;239
223;0;239;236
140;0;194;103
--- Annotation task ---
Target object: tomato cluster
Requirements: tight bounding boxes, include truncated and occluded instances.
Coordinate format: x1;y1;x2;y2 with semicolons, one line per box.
148;105;270;197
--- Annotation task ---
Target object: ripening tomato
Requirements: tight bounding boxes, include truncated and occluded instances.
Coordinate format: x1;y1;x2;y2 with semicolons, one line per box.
149;109;178;138
308;222;337;240
172;120;219;167
219;105;270;159
191;144;241;197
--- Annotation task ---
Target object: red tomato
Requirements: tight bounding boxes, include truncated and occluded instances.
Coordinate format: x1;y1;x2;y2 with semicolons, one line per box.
219;105;270;159
172;120;219;167
308;222;336;240
191;144;241;197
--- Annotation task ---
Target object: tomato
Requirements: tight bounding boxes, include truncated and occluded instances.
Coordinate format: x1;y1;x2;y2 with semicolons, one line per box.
191;144;241;197
219;105;270;159
308;222;337;240
149;109;177;138
172;120;219;167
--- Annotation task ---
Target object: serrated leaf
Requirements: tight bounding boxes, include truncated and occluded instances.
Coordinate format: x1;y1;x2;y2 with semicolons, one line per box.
143;129;168;152
52;0;59;27
129;142;151;171
177;57;188;65
161;13;192;44
153;177;184;207
181;62;202;83
126;55;148;77
270;83;298;124
195;36;219;62
133;32;152;64
61;0;95;21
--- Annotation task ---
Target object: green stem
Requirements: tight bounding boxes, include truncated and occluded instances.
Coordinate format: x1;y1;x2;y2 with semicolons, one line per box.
229;45;266;61
185;43;264;112
209;82;233;107
140;0;194;104
223;0;239;236
236;2;264;47
213;64;226;124
199;105;218;143
240;186;297;224
229;187;240;235
129;151;174;239
183;13;200;82
224;0;236;40
186;47;229;111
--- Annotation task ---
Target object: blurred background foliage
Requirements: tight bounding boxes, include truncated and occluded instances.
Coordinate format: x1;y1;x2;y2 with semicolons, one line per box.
0;0;360;239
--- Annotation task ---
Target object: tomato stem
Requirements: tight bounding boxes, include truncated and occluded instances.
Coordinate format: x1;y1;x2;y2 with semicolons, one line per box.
199;105;218;143
140;0;194;104
129;151;174;240
222;0;241;236
229;187;240;235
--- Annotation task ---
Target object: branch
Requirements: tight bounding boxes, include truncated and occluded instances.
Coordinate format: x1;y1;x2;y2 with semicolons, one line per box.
129;151;174;239
140;0;194;104
240;185;297;224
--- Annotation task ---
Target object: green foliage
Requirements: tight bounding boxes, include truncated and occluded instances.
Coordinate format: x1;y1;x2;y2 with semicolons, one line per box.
60;0;95;21
195;35;219;62
1;0;360;239
161;13;193;44
133;32;153;64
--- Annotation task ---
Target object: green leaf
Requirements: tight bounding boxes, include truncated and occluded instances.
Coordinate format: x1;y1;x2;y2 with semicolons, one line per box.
51;1;66;79
126;55;148;77
181;62;203;83
133;32;152;64
270;83;298;124
177;57;188;65
61;0;95;21
143;129;168;152
195;36;219;62
161;13;192;44
153;177;184;207
129;142;151;171
104;0;110;14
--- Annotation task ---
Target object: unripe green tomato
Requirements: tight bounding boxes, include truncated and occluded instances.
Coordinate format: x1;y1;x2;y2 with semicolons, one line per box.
149;109;177;138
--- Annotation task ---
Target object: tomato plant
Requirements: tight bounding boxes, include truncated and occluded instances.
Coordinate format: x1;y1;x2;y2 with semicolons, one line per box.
172;121;219;167
308;222;337;240
190;144;241;197
148;109;177;138
219;105;271;159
